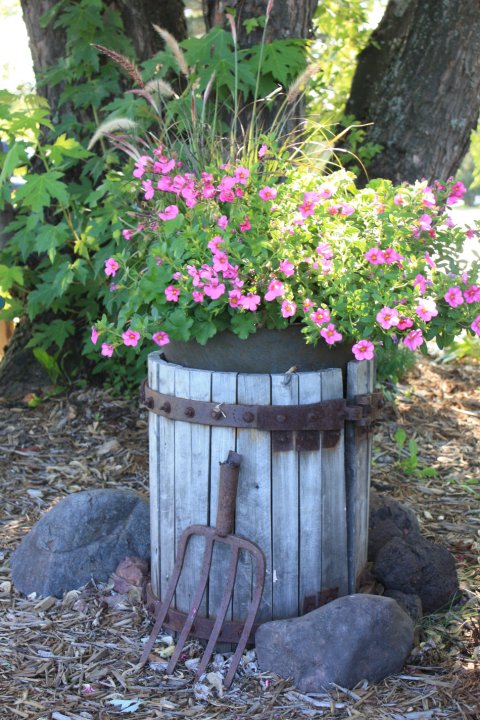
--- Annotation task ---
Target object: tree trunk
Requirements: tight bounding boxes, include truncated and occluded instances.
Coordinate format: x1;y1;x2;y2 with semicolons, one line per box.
19;0;188;121
203;0;317;44
345;0;480;184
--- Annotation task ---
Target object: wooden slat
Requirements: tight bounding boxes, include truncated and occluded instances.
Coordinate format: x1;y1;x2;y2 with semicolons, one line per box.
156;359;177;601
235;374;272;623
147;353;161;599
320;368;348;597
345;359;374;592
173;366;211;614
298;371;323;615
208;371;238;624
271;373;299;618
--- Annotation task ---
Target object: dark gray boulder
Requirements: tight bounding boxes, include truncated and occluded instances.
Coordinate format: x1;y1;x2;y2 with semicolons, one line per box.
384;589;423;622
11;489;150;598
369;491;420;561
255;594;414;692
374;535;459;614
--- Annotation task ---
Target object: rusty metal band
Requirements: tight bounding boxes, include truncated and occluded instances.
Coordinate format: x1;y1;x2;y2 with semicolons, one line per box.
142;383;383;432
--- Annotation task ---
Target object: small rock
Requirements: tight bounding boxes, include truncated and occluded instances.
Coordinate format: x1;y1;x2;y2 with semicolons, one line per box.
384;589;423;622
374;535;459;614
255;594;414;692
11;489;150;598
369;491;420;561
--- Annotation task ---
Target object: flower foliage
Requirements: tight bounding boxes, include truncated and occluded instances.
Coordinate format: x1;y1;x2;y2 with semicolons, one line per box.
92;144;480;361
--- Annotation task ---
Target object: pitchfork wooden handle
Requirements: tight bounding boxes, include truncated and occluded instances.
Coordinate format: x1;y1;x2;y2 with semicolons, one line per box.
216;450;242;537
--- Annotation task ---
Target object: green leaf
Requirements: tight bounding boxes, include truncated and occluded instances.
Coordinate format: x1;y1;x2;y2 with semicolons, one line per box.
14;171;69;211
32;348;61;384
0;142;29;185
0;264;24;291
48;134;90;164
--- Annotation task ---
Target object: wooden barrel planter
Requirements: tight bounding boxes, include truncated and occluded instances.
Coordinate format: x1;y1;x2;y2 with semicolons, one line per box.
146;346;377;632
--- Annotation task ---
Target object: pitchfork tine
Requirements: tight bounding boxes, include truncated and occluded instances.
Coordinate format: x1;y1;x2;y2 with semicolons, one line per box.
195;545;240;679
139;526;196;666
166;535;215;674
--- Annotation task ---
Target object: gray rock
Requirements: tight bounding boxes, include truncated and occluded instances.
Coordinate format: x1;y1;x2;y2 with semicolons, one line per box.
374;535;459;614
384;589;423;622
255;594;414;692
369;491;420;561
11;489;150;598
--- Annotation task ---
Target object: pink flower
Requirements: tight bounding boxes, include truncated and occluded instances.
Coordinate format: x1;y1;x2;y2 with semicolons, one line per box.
122;229;133;241
418;214;432;232
258;186;277;201
258;143;268;158
91;326;99;345
165;285;180;302
239;292;261;311
302;298;314;313
158;205;179;221
471;315;480;335
318;183;334;199
299;200;315;218
316;242;333;260
444;286;464;308
157;176;172;191
264;279;285;301
422;188;436;208
234;166;250;185
424;252;436;269
105;258;119;277
352;340;375;361
464;285;480;303
376;306;399;330
219;188;235;203
133;155;150;178
212;251;229;273
365;247;385;265
413;274;427;294
218;176;235;191
217;215;229;229
310;307;331;325
340;203;355;216
192;290;204;302
204;281;225;299
321;324;343;345
383;247;402;264
393;194;405;206
397;316;414;331
279;260;295;277
281;300;297;318
101;342;114;357
207;235;224;253
415;298;438;322
122;329;141;347
403;328;424;351
202;184;216;199
239;216;251;232
228;289;242;308
152;331;170;347
142;179;154;200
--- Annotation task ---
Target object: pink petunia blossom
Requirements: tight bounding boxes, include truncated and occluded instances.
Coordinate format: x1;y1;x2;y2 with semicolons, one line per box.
403;328;424;351
318;183;334;199
413;274;427;294
105;258;119;277
101;343;114;357
122;330;141;347
219;188;235;203
258;186;277;201
471;315;480;335
207;235;224;253
383;247;403;264
258;143;268;158
281;300;297;318
321;324;343;345
158;205;179;221
239;216;251;232
310;307;331;325
422;188;436;208
91;326;99;345
122;229;133;241
152;331;170;346
204;281;226;299
264;279;285;301
239;292;261;311
212;251;229;273
444;286;464;308
302;298;314;313
352;340;375;361
397;316;414;331
279;260;295;277
340;203;355;216
376;306;399;330
202;184;216;199
165;285;180;302
192;290;204;303
228;289;242;308
424;251;436;269
418;214;433;232
217;215;229;229
234;166;250;184
157;176;173;191
464;285;480;303
365;247;385;265
393;194;405;206
299;200;315;218
218;175;235;191
415;298;438;322
316;242;333;260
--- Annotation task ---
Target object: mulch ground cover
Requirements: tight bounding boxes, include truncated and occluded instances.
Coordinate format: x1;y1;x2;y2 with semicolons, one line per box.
0;356;478;720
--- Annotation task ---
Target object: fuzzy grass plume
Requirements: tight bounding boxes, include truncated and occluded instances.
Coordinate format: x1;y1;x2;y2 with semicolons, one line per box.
152;24;189;77
87;118;137;150
93;44;144;88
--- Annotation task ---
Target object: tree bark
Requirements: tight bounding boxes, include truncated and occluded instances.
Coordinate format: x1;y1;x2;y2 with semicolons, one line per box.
345;0;480;184
203;0;317;43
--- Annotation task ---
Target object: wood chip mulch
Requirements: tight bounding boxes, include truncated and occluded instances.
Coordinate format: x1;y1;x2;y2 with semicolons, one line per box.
0;356;478;720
